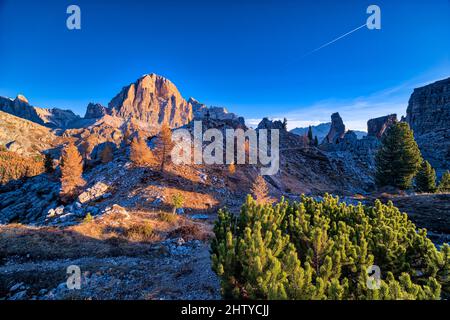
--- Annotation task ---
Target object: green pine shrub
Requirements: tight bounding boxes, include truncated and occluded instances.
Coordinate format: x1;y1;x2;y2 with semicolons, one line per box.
415;160;436;193
211;194;449;300
438;171;450;193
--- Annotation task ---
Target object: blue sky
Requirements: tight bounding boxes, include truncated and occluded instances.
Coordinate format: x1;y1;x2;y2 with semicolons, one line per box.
0;0;449;131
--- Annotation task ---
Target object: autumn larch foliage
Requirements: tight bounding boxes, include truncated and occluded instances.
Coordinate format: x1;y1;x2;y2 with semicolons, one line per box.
0;148;44;184
250;175;272;204
228;163;236;175
60;142;85;200
155;123;174;172
130;136;155;167
100;143;114;164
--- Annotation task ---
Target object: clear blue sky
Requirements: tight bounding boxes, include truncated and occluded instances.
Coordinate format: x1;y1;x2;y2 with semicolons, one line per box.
0;0;449;130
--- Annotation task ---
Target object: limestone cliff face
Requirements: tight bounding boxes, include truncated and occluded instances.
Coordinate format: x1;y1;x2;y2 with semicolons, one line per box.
108;74;193;128
405;77;450;176
367;114;397;138
84;103;108;119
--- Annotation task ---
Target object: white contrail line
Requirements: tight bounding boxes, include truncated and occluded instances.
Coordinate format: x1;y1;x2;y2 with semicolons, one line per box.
303;23;367;57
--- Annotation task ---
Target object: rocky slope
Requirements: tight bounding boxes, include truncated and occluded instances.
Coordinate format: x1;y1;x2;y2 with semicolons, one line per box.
0;110;57;156
405;77;450;177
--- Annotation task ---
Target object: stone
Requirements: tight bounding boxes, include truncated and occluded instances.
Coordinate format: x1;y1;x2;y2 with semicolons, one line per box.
367;114;397;138
78;182;109;204
10;282;25;292
323;112;345;144
9;290;27;300
54;205;65;215
191;214;209;220
84;102;107;119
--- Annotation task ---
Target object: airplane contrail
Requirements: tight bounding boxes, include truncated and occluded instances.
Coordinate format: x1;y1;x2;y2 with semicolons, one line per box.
302;23;367;58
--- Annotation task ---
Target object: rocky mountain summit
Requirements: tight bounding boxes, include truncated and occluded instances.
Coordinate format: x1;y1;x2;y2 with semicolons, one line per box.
108;74;193;128
405;77;450;176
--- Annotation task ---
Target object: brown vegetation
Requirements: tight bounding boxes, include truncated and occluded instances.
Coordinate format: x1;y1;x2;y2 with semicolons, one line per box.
154;123;173;172
60;142;85;200
250;175;272;204
130;137;155;167
0;149;44;184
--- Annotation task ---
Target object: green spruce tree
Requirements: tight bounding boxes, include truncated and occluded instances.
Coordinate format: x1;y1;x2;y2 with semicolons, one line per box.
415;160;436;193
375;122;422;190
438;171;450;193
307;126;313;143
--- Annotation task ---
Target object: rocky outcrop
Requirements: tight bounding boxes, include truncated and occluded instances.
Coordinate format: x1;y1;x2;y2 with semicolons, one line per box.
0;95;80;128
405;77;450;176
0;110;57;156
84;103;108;119
367;114;397;138
323;113;345;144
108;74;193;128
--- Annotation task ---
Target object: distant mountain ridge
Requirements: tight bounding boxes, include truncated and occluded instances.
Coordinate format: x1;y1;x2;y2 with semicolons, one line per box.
291;123;366;141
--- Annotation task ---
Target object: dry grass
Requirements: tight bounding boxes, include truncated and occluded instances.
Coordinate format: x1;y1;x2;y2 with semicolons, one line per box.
0;208;213;264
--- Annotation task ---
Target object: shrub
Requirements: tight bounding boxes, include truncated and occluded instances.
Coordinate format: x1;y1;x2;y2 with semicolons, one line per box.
250;175;272;204
211;194;449;300
158;212;178;224
125;222;155;242
83;212;93;223
415;160;436;193
438;171;450;193
375;122;422;190
130;136;155;167
0;149;44;184
171;193;184;214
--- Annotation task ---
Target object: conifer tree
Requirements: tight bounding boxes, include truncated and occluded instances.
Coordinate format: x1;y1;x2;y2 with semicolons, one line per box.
282;118;288;130
44;153;54;173
250;175;271;204
60;142;85;200
375;122;422;189
307;126;313;143
314;135;319;147
130;137;154;167
415;160;436;193
438;171;450;193
100;143;114;164
121;127;132;150
155;123;174;172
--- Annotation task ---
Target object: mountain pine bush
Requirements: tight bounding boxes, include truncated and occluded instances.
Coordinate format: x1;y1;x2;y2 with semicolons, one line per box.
211;194;449;300
375;122;422;190
415;160;436;193
438;171;450;193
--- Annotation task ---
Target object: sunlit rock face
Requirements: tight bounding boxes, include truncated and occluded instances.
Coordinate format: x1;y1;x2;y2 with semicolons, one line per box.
367;114;397;138
108;73;193;128
405;77;450;176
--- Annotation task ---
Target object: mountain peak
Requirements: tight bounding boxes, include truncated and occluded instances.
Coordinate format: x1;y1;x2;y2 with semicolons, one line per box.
108;74;192;128
15;94;29;104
